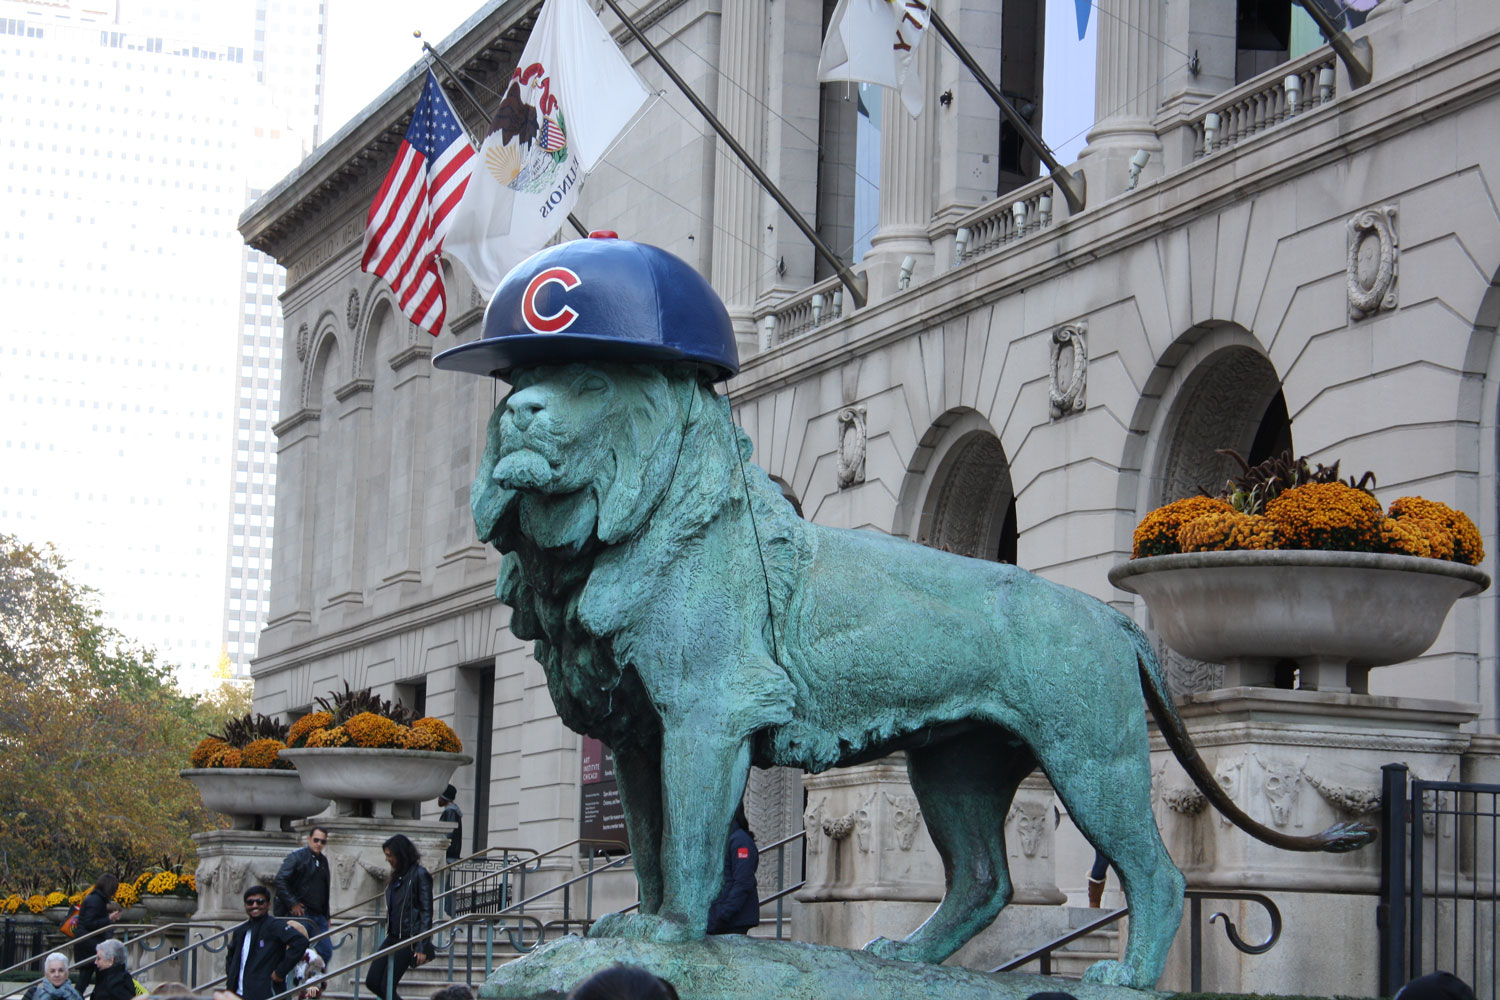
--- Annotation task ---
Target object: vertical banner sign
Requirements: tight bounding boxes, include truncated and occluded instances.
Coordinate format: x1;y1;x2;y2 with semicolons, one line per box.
580;736;627;854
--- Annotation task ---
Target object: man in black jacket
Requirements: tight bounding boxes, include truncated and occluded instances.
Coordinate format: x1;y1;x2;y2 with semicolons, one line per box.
274;828;331;963
226;886;307;1000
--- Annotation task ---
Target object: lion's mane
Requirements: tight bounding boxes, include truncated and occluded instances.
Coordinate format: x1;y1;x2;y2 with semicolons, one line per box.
473;364;808;750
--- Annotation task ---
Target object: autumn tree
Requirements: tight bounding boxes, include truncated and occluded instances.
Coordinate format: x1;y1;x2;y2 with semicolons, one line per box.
0;534;229;890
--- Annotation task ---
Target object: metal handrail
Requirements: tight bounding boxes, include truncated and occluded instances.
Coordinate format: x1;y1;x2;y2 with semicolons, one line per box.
69;838;627;997
264;911;546;1000
0;921;222;998
329;844;543;921
991;889;1282;985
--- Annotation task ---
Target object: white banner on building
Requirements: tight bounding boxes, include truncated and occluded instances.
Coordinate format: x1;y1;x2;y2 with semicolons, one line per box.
817;0;930;117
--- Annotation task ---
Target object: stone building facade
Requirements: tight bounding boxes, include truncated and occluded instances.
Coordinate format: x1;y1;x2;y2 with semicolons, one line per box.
241;0;1500;991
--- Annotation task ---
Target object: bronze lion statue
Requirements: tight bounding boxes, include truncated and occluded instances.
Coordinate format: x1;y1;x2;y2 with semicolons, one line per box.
471;360;1372;988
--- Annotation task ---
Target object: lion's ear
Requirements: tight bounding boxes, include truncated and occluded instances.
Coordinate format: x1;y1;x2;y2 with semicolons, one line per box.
594;371;690;544
472;403;519;546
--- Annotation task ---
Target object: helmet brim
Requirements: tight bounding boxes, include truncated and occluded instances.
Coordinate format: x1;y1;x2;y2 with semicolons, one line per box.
432;332;733;381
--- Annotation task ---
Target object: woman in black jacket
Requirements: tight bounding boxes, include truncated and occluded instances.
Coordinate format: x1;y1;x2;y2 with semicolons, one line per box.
72;874;120;996
364;835;432;1000
88;940;133;1000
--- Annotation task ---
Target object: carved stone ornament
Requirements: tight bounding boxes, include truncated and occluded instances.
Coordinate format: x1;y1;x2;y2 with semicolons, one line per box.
1305;772;1381;816
1162;786;1208;815
1347;205;1398;319
346;288;361;331
822;813;855;841
854;791;877;853
836;405;867;488
334;853;360;890
804;797;826;854
1254;753;1308;829
1215;758;1243;828
360;858;392;882
295;322;310;361
1006;798;1048;857
1048;322;1088;419
885;792;924;852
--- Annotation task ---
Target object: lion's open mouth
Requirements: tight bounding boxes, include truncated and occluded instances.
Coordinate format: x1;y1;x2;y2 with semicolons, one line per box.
494;450;558;491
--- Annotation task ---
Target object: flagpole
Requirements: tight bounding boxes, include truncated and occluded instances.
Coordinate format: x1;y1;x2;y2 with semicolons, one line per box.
596;0;868;309
927;11;1087;216
418;33;592;240
1288;0;1372;89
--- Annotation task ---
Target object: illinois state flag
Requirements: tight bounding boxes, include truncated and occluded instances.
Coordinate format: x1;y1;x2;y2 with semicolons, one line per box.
818;0;930;117
444;0;649;296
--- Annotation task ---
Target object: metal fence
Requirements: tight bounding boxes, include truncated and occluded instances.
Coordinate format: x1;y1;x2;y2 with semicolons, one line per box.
1380;763;1499;1000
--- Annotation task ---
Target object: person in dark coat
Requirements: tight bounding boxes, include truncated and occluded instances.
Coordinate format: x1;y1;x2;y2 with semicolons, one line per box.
274;827;332;964
705;803;759;935
89;940;134;1000
225;885;307;1000
73;873;121;995
364;835;432;1000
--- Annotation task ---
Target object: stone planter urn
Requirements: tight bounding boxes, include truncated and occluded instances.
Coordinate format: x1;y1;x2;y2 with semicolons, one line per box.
1108;550;1489;693
180;768;332;830
140;895;197;922
278;748;472;818
42;905;71;924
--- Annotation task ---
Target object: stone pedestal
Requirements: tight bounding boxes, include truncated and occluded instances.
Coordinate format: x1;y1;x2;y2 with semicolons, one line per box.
797;757;1065;963
192;828;300;924
1148;687;1480;994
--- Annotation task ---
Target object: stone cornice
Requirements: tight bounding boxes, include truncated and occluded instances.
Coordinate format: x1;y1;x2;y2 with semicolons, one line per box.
729;30;1500;405
272;407;320;439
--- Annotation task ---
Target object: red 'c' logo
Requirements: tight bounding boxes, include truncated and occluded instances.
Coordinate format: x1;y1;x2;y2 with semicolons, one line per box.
522;267;582;333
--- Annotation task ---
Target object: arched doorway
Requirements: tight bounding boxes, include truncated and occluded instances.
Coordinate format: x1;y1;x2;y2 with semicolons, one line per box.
918;430;1019;564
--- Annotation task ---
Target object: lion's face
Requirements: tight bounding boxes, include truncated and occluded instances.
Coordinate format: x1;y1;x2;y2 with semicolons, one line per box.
473;362;695;553
494;363;621;497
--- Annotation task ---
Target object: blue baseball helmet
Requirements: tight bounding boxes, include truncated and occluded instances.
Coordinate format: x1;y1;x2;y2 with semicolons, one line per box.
432;232;739;380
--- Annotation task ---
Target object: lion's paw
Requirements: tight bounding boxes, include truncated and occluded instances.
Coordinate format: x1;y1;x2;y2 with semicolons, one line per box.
587;912;699;943
1082;960;1144;987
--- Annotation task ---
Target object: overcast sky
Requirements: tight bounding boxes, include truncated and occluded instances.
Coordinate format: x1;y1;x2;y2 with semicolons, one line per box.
320;0;486;140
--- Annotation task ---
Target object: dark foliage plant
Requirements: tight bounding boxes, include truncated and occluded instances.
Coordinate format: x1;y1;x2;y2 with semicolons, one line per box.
1211;448;1376;515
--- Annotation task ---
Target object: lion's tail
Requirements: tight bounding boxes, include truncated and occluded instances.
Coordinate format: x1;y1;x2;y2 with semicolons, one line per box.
1120;616;1377;854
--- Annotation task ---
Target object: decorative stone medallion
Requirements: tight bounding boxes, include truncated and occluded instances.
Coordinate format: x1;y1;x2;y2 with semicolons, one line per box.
346;287;361;331
836;405;867;488
1048;321;1088;419
295;322;310;361
1347;205;1398;319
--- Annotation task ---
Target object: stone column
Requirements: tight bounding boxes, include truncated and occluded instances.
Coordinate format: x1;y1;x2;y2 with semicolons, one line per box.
863;39;937;301
261;410;319;651
322;379;373;622
373;344;431;613
1077;0;1165;201
710;0;770;359
1153;0;1236;172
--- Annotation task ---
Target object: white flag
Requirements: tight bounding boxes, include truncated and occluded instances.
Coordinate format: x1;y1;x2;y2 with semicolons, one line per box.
445;0;649;296
817;0;930;117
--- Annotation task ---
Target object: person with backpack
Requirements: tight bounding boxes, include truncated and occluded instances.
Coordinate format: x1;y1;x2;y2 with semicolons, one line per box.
72;874;121;995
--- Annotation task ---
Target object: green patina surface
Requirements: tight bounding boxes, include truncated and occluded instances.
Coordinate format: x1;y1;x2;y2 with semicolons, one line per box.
471;362;1372;993
478;934;1164;1000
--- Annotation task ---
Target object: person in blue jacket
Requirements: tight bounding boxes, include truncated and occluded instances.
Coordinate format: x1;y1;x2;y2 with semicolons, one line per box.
705;803;759;935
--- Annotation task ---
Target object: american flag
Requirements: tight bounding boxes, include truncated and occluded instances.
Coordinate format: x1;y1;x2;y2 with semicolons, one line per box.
362;70;475;336
538;116;566;153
